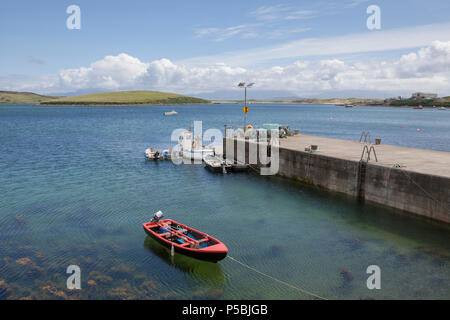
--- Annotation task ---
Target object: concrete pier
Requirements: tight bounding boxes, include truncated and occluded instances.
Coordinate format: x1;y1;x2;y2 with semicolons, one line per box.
224;135;450;223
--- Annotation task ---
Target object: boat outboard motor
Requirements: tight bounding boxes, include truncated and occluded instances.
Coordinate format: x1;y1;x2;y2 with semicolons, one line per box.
151;210;164;223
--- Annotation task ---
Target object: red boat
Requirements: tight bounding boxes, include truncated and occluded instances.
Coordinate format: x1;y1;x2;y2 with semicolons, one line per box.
142;212;228;262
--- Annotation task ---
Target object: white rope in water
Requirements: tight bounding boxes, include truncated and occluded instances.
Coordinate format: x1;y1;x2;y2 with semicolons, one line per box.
227;256;328;300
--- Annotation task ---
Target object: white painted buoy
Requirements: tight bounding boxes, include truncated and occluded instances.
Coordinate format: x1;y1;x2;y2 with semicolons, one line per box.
171;244;174;256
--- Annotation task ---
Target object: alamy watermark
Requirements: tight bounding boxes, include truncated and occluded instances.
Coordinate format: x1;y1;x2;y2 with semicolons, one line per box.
66;265;81;289
366;265;381;290
366;5;381;30
168;121;279;176
66;5;81;30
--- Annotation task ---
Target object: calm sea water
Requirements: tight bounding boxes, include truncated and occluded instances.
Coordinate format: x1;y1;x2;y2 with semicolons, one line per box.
0;103;449;300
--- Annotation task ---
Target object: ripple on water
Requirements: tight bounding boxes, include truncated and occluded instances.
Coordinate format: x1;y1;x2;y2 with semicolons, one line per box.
0;104;449;299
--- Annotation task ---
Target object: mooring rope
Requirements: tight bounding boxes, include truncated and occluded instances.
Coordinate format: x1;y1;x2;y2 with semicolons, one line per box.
397;168;441;207
227;255;328;300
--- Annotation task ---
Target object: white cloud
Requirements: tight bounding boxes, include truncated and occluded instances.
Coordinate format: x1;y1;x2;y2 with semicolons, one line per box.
3;41;450;97
250;5;316;21
58;53;149;90
180;22;450;68
195;24;257;42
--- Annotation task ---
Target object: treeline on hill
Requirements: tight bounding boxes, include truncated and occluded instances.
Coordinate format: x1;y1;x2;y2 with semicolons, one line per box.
389;98;450;107
43;96;209;105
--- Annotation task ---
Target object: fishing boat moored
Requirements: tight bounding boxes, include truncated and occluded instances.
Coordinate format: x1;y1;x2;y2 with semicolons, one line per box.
225;159;250;173
145;148;163;160
204;155;230;173
143;211;228;262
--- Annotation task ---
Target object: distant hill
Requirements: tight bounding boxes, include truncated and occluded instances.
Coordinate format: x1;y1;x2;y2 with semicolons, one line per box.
41;90;210;105
0;91;60;104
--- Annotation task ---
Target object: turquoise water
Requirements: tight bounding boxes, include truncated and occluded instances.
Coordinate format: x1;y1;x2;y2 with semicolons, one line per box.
0;103;449;300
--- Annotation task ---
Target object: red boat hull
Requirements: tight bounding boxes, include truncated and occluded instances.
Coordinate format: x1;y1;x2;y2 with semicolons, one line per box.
142;219;228;262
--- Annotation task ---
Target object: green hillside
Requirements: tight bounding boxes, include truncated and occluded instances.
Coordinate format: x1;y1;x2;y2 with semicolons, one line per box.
0;91;59;104
41;90;210;105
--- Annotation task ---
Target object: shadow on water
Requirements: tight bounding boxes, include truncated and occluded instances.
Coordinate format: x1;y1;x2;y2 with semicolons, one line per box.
143;236;225;286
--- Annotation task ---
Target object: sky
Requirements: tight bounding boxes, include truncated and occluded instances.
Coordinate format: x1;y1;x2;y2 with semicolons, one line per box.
1;0;450;98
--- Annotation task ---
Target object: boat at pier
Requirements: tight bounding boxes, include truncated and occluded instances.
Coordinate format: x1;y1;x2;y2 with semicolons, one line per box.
143;211;228;262
413;106;424;109
179;131;215;160
226;159;250;173
145;148;172;160
145;148;163;160
204;155;230;173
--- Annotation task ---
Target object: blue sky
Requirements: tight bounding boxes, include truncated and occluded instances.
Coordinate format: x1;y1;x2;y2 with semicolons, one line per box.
1;0;450;98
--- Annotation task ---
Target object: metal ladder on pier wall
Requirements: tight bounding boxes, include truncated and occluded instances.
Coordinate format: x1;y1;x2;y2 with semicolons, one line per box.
359;131;372;144
357;144;378;202
357;131;378;202
357;161;367;202
360;145;378;162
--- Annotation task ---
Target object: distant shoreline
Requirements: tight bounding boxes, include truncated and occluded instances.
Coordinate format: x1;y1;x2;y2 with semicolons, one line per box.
38;102;211;106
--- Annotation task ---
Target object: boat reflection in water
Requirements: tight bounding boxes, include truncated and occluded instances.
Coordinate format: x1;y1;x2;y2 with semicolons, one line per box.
143;236;225;286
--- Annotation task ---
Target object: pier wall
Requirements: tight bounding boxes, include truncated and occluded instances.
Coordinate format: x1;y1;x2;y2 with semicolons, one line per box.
224;138;450;224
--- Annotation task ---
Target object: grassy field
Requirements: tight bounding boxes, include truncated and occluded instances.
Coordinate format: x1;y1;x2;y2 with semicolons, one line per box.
41;91;210;105
0;91;60;104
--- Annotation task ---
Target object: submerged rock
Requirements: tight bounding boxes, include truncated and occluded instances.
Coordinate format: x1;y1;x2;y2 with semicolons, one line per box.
40;285;68;300
106;286;137;300
15;257;45;275
13;216;26;225
0;280;13;299
159;291;180;300
341;238;363;251
0;257;11;271
16;257;31;265
139;280;158;293
88;271;113;284
110;264;134;278
107;242;121;253
267;244;283;258
87;280;98;288
340;268;354;287
191;288;223;300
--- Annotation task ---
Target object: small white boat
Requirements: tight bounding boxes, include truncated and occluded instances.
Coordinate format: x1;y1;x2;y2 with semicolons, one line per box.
145;148;163;160
179;131;215;161
164;110;178;116
161;149;171;160
438;107;447;110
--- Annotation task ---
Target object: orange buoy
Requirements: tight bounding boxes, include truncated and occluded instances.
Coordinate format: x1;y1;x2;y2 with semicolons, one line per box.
329;117;333;120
